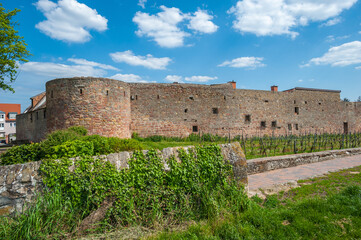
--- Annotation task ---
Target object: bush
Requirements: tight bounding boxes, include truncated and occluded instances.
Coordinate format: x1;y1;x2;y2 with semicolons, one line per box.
39;145;249;228
68;126;88;136
46;140;94;159
0;143;45;165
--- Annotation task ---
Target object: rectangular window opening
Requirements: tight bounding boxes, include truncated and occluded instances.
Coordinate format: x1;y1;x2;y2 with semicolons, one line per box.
295;124;299;130
261;121;266;128
192;126;198;132
295;107;299;115
245;114;251;123
212;108;219;114
271;121;277;128
288;124;292;131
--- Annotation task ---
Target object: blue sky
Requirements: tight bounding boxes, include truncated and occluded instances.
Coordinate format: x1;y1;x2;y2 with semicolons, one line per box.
2;0;361;111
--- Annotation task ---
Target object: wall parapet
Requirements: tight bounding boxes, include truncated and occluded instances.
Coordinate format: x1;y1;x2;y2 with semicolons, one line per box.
247;147;361;175
0;142;247;216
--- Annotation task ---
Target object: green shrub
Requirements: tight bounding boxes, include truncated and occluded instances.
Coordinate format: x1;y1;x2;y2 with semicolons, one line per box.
0;143;45;165
106;137;143;152
68;126;88;136
39;145;248;228
43;129;83;148
46;140;94;159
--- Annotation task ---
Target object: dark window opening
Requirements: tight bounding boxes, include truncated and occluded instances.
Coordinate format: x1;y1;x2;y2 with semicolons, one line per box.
319;102;322;105
136;95;138;100
36;112;39;120
212;108;219;114
295;124;299;130
51;90;53;98
260;121;266;128
271;121;277;128
124;91;126;97
80;88;83;95
189;96;194;100
44;110;46;119
305;101;308;104
184;109;188;113
106;90;109;96
192;126;198;132
130;96;135;100
295;107;299;115
344;122;348;134
157;95;160;99
294;100;296;104
224;96;226;100
30;114;33;123
245;115;251;123
264;100;269;103
288;124;292;130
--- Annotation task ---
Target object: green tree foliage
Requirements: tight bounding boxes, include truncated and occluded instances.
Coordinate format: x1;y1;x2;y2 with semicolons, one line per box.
0;3;30;92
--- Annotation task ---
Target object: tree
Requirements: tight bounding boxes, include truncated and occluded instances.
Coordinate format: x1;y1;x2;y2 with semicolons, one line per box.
342;98;350;102
357;96;361;102
0;3;30;92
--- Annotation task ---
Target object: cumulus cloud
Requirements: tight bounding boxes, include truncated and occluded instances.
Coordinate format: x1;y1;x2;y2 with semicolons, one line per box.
321;17;342;27
164;75;183;83
303;41;361;67
133;6;218;48
67;58;119;70
138;0;147;8
187;9;219;33
110;73;151;83
19;58;118;78
164;75;217;83
110;50;171;70
228;0;356;38
184;76;218;82
35;0;108;43
218;57;265;69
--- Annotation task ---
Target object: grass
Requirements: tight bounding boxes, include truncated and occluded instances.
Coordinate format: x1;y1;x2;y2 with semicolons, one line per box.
146;166;361;240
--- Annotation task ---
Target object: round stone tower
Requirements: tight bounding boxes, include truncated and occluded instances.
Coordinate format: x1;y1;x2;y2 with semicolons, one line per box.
46;77;131;138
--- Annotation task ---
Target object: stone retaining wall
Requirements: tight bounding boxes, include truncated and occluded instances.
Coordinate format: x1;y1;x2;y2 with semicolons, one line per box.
247;147;361;175
0;142;247;216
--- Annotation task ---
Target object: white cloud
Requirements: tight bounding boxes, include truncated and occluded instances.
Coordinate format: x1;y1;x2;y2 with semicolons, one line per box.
321;17;342;27
304;41;361;67
218;57;265;69
187;9;219;33
184;76;218;82
110;73;151;83
164;75;183;83
356;66;361;70
138;0;147;9
133;6;218;48
228;0;357;38
35;0;108;43
67;58;119;70
19;58;118;78
20;62;106;78
133;6;188;48
325;35;350;42
110;50;171;70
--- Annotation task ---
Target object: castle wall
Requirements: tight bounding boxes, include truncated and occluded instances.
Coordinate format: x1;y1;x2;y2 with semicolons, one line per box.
46;77;131;138
16;108;47;143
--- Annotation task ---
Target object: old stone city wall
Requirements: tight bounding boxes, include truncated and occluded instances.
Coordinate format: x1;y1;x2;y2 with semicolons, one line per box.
16;77;361;142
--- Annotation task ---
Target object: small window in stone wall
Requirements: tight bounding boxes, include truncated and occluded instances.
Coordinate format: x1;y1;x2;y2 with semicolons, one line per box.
245;114;251;123
294;100;296;104
305;101;308;104
271;121;277;128
184;109;188;113
30;114;33;123
295;124;299;130
189;96;194;100
51;90;54;98
224;96;226;100
264;100;269;103
80;88;84;95
288;124;292;130
193;126;198;132
106;90;109;96
295;107;299;115
157;95;160;99
130;95;138;100
212;108;219;114
260;121;266;128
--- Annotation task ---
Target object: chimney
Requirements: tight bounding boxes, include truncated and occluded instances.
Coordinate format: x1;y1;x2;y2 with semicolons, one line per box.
271;85;278;92
228;81;236;89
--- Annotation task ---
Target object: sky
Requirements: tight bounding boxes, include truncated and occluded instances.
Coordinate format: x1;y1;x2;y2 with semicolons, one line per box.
1;0;361;111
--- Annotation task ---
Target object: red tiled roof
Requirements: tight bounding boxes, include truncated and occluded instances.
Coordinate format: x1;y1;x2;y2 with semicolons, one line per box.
0;103;21;121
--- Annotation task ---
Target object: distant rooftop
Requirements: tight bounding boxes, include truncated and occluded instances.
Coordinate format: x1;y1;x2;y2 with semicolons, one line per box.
284;87;341;93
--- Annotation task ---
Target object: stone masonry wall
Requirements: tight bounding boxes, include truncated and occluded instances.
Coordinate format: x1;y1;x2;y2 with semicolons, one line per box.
0;142;247;216
16;108;47;143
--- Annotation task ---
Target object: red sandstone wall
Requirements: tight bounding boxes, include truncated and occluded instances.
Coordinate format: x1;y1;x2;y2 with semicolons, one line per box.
46;77;131;138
